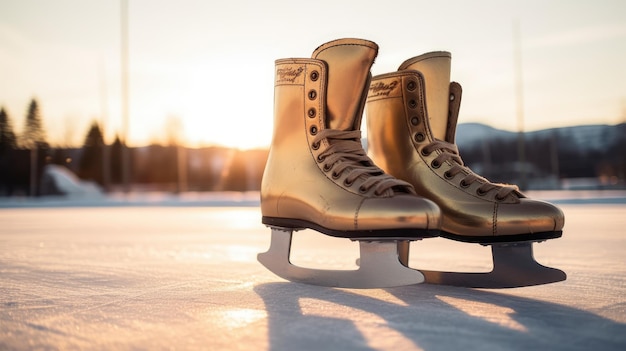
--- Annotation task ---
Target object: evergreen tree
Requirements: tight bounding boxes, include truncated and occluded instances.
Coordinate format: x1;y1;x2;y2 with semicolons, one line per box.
83;121;104;148
21;99;48;149
78;121;104;184
0;107;20;195
0;107;17;153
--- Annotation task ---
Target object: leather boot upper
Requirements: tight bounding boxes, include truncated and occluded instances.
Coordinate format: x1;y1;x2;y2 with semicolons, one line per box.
366;55;564;242
261;39;441;237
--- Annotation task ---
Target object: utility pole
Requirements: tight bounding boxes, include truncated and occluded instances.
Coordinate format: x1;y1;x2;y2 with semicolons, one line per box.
121;0;130;193
514;19;527;190
29;147;37;196
100;59;111;191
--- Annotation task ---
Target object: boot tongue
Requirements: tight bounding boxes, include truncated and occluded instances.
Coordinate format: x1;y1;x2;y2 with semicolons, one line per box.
312;38;378;131
399;51;451;141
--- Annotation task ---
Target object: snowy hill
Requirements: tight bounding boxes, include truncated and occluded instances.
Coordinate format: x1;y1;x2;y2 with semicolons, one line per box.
455;123;516;148
40;164;104;198
456;122;625;153
365;122;625;154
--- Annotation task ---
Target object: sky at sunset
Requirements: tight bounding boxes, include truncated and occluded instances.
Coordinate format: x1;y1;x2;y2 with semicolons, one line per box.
0;0;624;149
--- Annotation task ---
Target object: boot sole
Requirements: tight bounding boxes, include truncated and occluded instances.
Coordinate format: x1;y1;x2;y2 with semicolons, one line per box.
262;216;439;240
441;230;563;245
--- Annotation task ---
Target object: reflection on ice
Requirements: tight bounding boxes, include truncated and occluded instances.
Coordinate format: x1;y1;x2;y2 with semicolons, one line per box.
214;209;261;230
219;308;267;330
224;245;259;263
437;295;527;332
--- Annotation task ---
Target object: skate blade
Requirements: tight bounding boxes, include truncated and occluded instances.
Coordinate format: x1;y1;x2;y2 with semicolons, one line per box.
402;241;567;288
258;228;424;288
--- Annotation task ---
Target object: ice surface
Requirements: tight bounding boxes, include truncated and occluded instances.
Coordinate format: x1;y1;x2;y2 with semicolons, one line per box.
1;195;625;350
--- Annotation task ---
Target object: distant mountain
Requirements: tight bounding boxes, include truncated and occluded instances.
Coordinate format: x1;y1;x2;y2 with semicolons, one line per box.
455;123;515;149
456;122;626;153
364;122;625;155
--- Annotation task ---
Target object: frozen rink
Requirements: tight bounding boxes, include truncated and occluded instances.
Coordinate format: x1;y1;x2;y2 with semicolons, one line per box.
1;192;625;350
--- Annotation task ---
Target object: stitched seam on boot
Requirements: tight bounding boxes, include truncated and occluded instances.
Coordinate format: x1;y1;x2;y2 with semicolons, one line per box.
354;197;366;230
492;202;498;235
313;42;377;58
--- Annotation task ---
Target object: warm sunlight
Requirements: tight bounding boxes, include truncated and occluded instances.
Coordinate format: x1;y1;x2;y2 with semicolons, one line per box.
124;55;275;149
217;308;268;330
1;2;625;350
436;295;528;332
1;1;624;150
179;84;274;150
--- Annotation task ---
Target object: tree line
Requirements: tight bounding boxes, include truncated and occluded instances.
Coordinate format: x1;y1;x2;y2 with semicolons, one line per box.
0;98;268;196
460;126;626;190
1;98;624;196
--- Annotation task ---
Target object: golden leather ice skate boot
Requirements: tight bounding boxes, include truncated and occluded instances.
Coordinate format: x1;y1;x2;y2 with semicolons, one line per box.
258;39;442;288
366;51;564;244
261;39;440;239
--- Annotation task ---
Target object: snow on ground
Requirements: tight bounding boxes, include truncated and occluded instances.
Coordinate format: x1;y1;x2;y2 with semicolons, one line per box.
0;191;625;350
41;164;104;198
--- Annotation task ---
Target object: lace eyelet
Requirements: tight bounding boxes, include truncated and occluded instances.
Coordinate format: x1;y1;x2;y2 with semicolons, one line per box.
476;188;487;196
323;164;332;172
343;178;353;187
310;125;318;135
331;171;340;179
460;180;470;188
311;141;320;150
407;81;416;91
410;116;420;125
317;155;325;162
308;90;317;100
310;70;319;81
414;133;425;142
495;194;507;201
408;99;417;109
308;108;316;118
420;148;430;156
444;171;453;179
431;160;441;169
358;186;368;193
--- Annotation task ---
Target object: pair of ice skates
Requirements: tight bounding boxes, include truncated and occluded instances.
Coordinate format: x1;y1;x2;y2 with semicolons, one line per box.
258;38;566;289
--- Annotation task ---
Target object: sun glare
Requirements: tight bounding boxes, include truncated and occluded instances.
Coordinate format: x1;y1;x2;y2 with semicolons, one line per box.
184;104;273;150
124;57;275;150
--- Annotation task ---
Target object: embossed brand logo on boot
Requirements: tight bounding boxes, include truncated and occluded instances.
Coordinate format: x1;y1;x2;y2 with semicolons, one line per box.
276;66;304;83
369;80;398;97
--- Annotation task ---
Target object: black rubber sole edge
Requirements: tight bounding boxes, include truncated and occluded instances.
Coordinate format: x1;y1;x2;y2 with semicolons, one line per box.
262;216;439;240
440;230;563;245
